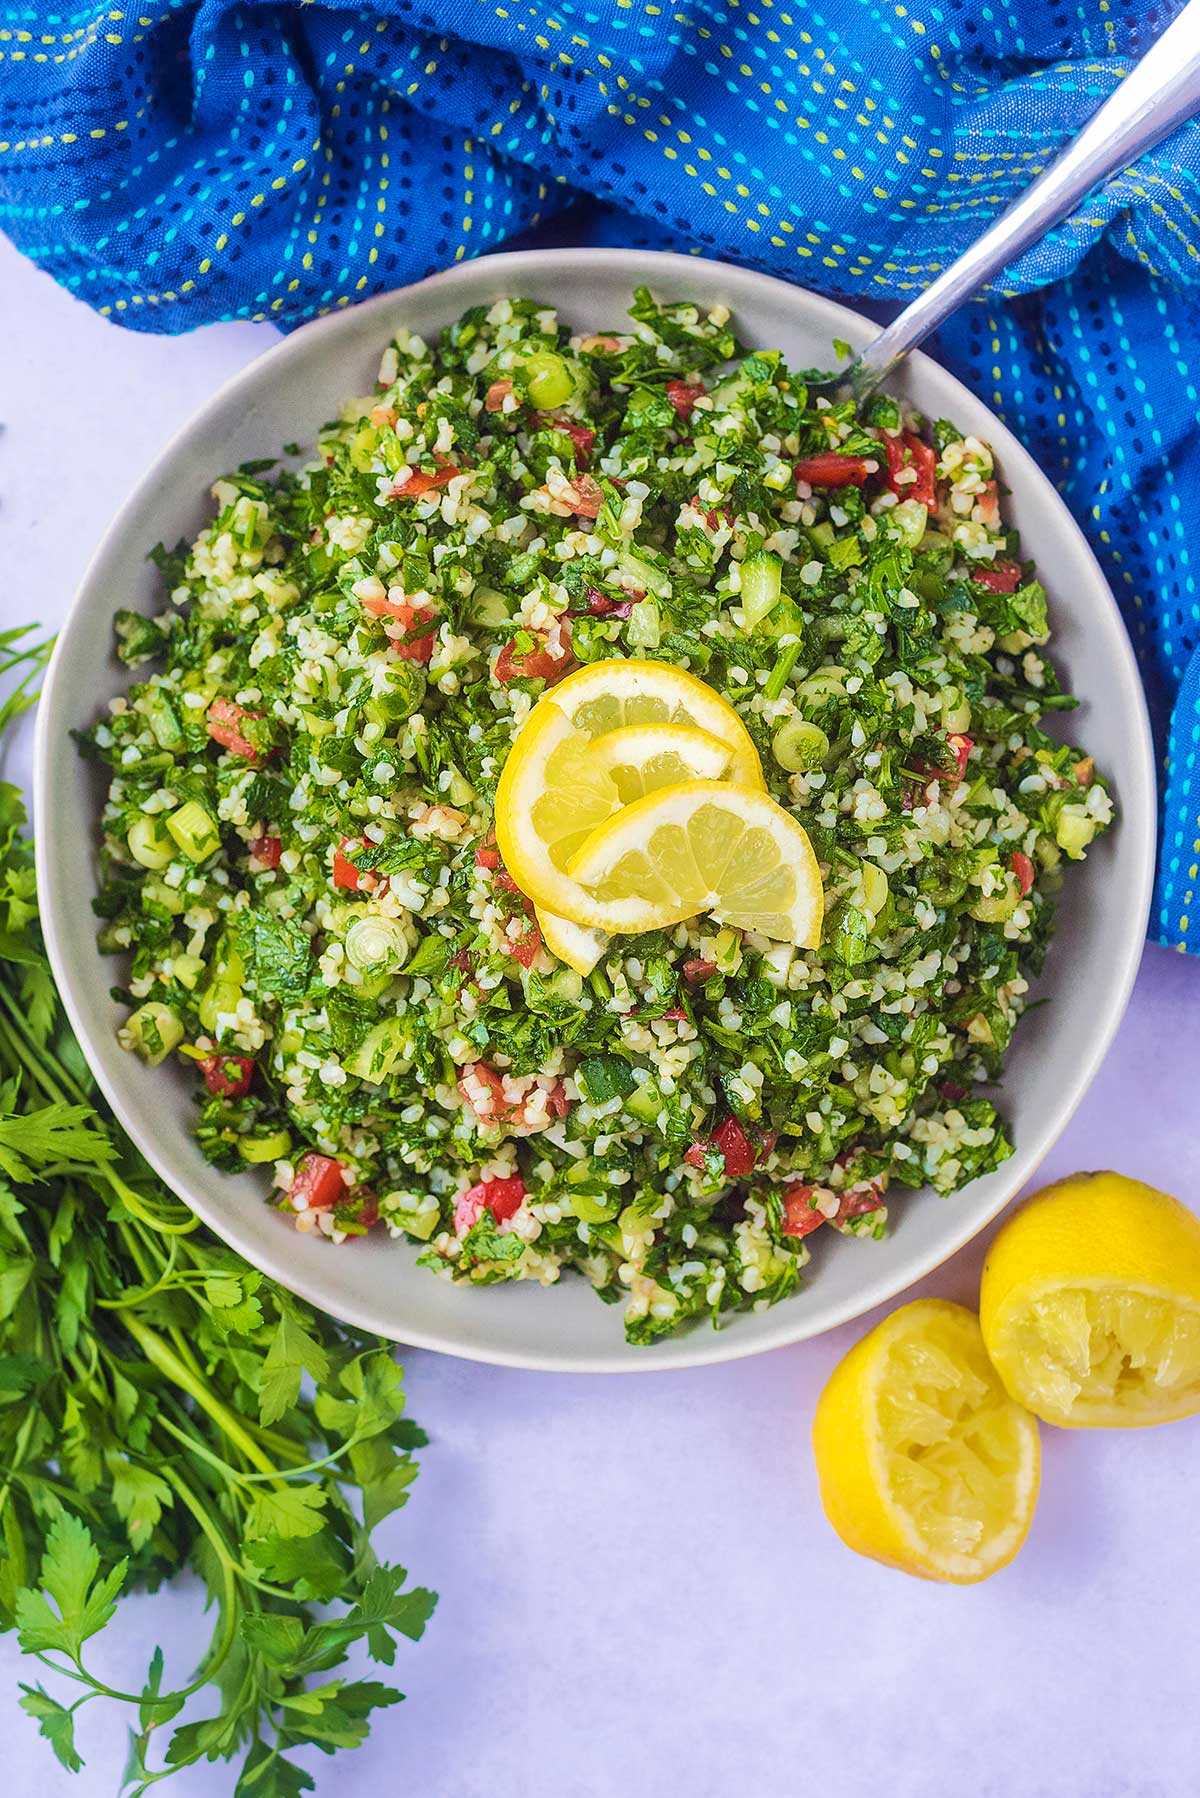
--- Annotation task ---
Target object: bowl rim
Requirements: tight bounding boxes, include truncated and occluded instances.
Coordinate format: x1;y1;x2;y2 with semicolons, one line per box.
34;246;1156;1372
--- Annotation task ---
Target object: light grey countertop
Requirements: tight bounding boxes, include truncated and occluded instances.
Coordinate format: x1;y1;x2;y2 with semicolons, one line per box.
3;233;1198;1798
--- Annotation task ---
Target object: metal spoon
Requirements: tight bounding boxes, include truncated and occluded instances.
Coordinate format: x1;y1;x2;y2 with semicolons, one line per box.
842;0;1200;402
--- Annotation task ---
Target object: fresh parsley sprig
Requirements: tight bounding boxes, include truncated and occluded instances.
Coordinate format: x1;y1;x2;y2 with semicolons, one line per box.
0;634;436;1793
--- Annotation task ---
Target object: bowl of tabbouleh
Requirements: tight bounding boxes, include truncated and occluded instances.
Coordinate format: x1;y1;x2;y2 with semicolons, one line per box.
35;249;1154;1371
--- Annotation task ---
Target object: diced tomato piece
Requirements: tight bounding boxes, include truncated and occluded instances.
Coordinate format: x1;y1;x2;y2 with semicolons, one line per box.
475;844;502;870
666;378;703;419
572;585;638;620
546;1081;570;1120
977;479;1001;526
494;870;524;897
973;558;1022;593
946;732;974;782
557;473;603;518
836;1185;885;1223
207;696;262;760
290;1153;347;1213
455;1174;527;1237
883;431;938;509
940;1080;967;1103
686;1115;755;1179
548;419;595;467
659;1008;689;1022
494;619;574;686
458;1062;512;1123
248;835;282;869
333;837;364;890
509;919;542;968
355;1191;380;1230
714;1115;755;1179
485;379;514;413
794;453;872;489
579;334;622;354
392;460;459;500
1011;850;1035;896
200;1053;254;1098
683;958;717;983
384;602;436;662
781;1183;826;1238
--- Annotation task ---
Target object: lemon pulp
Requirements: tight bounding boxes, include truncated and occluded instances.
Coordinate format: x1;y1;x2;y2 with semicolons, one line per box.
880;1312;1035;1567
997;1285;1200;1427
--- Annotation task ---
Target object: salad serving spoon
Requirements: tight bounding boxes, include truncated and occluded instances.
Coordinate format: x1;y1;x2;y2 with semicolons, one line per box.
843;0;1200;401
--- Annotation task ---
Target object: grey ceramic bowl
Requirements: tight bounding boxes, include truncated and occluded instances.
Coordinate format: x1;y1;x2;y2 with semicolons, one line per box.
35;248;1155;1372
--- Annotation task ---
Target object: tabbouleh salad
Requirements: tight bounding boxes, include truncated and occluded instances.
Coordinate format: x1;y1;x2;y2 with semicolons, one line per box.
84;289;1114;1344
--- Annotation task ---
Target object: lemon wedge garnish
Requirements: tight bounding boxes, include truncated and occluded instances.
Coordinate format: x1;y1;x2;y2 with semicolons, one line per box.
564;779;824;943
980;1172;1200;1428
812;1299;1041;1584
495;659;764;931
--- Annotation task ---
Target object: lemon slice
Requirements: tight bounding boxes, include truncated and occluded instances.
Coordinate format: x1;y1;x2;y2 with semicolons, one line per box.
581;721;735;802
545;658;764;788
980;1172;1200;1428
495;660;762;930
812;1299;1041;1584
565;780;824;943
536;908;609;976
531;721;738;969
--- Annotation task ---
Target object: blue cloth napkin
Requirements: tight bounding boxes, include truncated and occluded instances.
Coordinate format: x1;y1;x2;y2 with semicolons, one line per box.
3;0;1198;947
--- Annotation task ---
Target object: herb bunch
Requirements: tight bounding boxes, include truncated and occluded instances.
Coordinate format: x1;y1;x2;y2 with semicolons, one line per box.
0;631;436;1791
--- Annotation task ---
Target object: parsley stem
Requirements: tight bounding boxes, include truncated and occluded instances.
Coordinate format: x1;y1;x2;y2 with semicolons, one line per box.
0;988;79;1106
121;1315;278;1479
105;1168;201;1236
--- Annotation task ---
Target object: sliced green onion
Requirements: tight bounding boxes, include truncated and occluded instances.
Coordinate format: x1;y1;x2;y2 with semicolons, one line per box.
345;914;410;976
522;351;574;409
763;642;802;702
772;717;829;773
128;815;175;870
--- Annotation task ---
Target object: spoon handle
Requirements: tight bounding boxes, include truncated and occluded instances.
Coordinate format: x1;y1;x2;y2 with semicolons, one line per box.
846;0;1200;400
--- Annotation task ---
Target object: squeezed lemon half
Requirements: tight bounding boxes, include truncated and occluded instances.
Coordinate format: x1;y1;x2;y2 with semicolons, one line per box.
813;1299;1041;1584
980;1172;1200;1428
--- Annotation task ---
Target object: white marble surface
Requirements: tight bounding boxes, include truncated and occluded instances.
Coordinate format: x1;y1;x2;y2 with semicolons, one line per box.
3;233;1199;1797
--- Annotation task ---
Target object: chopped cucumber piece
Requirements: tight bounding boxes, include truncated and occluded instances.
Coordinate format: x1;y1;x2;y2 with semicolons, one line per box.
624;1083;663;1126
386;1191;441;1239
345;1018;411;1083
166;800;221;862
571;1191;621;1224
740;551;783;629
238;1130;292;1163
624;595;662;649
